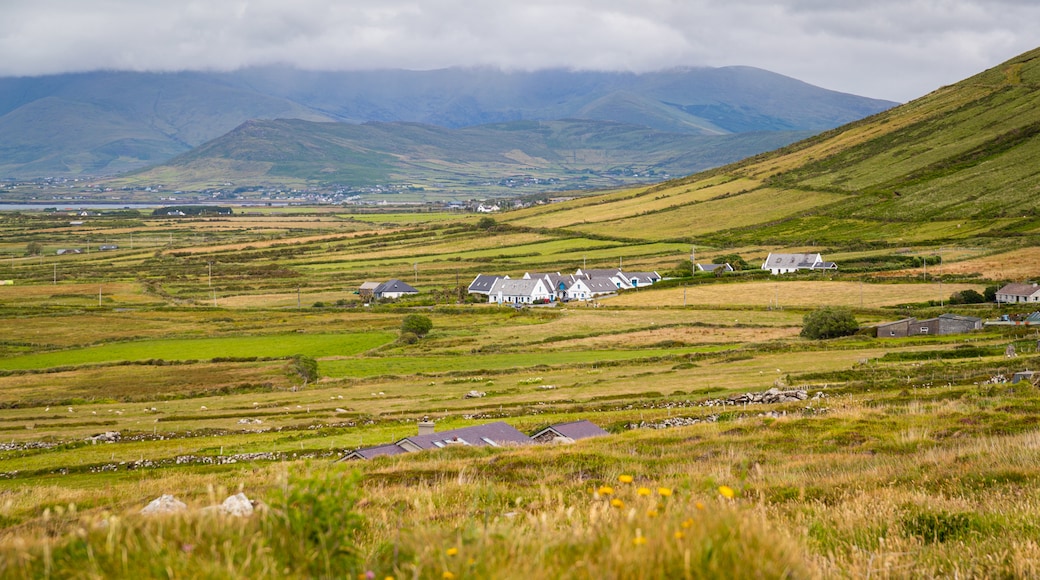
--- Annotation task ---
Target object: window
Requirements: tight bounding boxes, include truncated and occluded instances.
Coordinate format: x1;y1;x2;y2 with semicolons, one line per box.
920;327;929;334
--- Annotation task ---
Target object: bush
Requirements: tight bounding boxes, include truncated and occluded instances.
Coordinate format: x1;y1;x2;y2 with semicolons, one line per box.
400;314;433;337
398;331;419;345
800;307;859;339
949;289;985;305
289;354;319;384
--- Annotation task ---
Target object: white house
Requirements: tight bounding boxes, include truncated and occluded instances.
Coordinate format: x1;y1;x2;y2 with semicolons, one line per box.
374;279;419;299
488;278;552;305
762;253;837;275
996;283;1040;304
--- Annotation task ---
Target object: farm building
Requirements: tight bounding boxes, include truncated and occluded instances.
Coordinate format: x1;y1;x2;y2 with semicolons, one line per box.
696;263;734;273
875;314;982;338
762;253;837;275
358;281;380;298
996;283;1040;304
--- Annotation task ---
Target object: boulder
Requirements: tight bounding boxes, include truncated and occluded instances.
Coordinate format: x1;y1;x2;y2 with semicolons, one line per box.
219;493;255;517
140;494;187;515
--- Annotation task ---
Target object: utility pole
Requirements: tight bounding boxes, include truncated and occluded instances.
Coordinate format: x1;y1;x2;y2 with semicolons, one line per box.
53;264;56;285
297;286;301;309
414;262;418;284
98;285;102;307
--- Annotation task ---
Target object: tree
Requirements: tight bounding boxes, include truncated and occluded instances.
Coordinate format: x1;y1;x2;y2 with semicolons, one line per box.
984;285;999;303
716;253;749;271
476;217;497;230
401;314;433;338
289;354;318;385
800;306;859;339
25;241;43;256
949;289;985;305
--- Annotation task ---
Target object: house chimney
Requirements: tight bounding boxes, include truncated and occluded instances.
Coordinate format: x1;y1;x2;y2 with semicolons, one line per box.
418;420;435;436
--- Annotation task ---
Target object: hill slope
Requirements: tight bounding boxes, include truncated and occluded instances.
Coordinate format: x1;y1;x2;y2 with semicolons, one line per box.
0;67;894;178
121;118;813;193
502;46;1040;247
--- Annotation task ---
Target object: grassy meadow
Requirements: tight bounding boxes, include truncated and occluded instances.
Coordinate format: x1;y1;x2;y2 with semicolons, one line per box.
0;204;1037;579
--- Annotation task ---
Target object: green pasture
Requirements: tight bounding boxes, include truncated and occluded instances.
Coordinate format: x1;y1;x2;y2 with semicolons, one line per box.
321;344;733;378
0;331;395;371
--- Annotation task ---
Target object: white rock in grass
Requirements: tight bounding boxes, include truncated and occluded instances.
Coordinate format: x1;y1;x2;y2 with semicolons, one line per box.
220;493;254;517
140;494;187;515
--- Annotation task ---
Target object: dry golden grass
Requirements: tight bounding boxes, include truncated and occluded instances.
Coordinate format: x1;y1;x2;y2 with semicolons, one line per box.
0;282;162;306
608;280;985;309
881;246;1040;280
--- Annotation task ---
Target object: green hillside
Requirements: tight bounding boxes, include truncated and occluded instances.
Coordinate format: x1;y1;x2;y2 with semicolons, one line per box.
118;119;813;193
501;47;1040;247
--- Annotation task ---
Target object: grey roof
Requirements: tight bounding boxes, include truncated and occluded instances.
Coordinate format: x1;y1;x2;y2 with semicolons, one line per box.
468;274;505;293
762;253;835;271
359;281;381;291
937;313;982;324
544;273;574;291
397;421;532;451
696;263;733;272
533;420;609;441
375;279;418;294
341;443;408;460
998;283;1040;297
580;268;622;279
621;270;661;283
584;278;621;293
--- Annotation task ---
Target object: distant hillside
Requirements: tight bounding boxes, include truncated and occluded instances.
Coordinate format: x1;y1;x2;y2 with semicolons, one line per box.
121;118;813;193
500;46;1040;246
0;67;895;178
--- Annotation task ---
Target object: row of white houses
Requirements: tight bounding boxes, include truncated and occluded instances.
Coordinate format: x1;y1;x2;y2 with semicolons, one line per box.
469;268;662;304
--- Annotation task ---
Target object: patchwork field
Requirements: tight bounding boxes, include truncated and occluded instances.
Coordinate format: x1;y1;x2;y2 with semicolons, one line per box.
0;183;1036;577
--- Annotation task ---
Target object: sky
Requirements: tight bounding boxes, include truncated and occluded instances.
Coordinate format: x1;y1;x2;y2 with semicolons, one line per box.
2;0;1038;102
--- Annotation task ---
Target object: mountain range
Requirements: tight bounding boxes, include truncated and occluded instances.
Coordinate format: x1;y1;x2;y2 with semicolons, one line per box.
0;67;895;182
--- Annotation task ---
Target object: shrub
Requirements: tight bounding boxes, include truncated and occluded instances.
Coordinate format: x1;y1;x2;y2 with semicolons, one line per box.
800;307;859;339
949;289;985;304
289;354;319;384
400;314;433;337
398;331;419;345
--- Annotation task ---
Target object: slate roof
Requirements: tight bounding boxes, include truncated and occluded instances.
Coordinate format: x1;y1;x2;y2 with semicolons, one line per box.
762;253;836;271
997;283;1040;297
375;279;418;295
533;420;609;441
696;263;733;272
489;278;547;297
620;270;661;284
584;278;621;294
397;421;533;451
468;274;506;294
341;443;408;460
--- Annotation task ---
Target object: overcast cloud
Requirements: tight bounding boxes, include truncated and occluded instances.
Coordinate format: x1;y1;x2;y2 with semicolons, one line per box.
1;0;1038;101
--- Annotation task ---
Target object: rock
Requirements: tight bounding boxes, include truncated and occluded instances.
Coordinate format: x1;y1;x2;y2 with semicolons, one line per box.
463;390;487;399
140;494;187;515
335;408;349;413
86;431;121;444
219;492;254;517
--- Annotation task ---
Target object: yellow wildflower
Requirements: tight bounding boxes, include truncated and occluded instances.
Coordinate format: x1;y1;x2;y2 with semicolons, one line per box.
446;547;458;557
636;487;651;496
618;474;634;484
633;535;648;546
695;502;705;511
681;518;694;528
598;485;614;496
718;485;736;499
674;530;685;540
646;508;659;518
442;573;455;580
467;558;476;567
658;487;673;497
611;498;625;509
